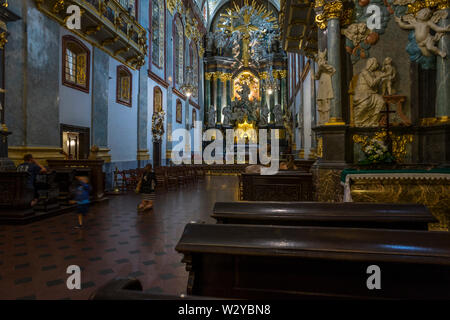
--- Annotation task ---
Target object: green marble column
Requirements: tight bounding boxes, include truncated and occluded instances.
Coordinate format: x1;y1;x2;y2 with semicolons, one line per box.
327;17;343;124
226;79;232;107
281;77;287;110
216;77;222;122
436;7;450;121
205;76;211;112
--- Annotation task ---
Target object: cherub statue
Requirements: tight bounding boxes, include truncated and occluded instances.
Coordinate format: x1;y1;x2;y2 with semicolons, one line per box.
222;105;233;126
313;49;335;125
341;23;370;48
381;57;396;96
395;8;450;58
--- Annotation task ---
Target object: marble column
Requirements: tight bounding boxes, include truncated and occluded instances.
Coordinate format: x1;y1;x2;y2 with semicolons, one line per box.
226;78;232;108
91;48;109;154
326;18;343;123
205;74;211;111
221;76;227;123
436;7;450;121
137;0;149;162
216;77;222;123
281;77;287;109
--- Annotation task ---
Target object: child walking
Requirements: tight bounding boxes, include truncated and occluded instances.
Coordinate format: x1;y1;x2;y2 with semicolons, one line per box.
73;176;91;228
136;164;157;212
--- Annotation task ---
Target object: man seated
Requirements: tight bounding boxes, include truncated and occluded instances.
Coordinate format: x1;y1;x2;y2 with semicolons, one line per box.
16;154;47;207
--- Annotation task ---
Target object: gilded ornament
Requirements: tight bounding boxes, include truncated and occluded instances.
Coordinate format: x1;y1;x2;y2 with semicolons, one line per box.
52;0;65;14
204;72;213;81
0;32;7;50
324;1;344;20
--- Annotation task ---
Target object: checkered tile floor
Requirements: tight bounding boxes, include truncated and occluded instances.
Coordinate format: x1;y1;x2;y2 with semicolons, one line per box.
0;176;239;299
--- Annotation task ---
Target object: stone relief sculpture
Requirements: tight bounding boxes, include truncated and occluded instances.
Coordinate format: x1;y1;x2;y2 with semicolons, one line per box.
395;8;450;58
207;106;216;128
353;58;387;127
152;110;165;142
313;49;335;125
259;102;269;126
273;104;283;126
381;57;396;95
222;105;233;126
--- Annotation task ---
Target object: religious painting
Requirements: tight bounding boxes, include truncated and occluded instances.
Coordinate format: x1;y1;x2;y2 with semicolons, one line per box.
62;35;90;93
153;86;163;112
192;108;197;128
232;71;260;102
176;99;182;123
116;65;132;107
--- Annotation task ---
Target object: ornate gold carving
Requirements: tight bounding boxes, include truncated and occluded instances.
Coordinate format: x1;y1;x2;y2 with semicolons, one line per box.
407;0;450;15
325;117;346;125
0;32;7;49
204;72;213;81
312;167;344;202
278;70;288;79
220;73;233;81
212;71;222;80
85;25;102;35
167;0;183;15
325;1;344;19
259;71;268;80
350;177;450;230
52;0;65;13
317;137;323;158
353;131;414;162
102;36;119;46
438;115;450;123
420;117;439;126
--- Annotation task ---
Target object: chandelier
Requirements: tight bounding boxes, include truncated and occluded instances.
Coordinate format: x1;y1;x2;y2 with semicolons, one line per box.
180;66;197;99
264;64;278;95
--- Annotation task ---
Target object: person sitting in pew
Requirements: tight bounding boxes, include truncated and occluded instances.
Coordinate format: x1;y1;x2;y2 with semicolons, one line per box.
16;154;47;207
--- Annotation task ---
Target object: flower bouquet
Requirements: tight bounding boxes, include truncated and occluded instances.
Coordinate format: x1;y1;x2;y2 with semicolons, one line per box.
359;138;395;165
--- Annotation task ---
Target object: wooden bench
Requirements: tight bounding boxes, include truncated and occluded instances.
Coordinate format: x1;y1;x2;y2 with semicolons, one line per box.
175;223;450;299
211;201;437;230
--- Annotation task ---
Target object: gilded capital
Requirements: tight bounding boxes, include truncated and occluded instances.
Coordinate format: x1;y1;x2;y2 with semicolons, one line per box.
204;72;213;80
324;1;344;20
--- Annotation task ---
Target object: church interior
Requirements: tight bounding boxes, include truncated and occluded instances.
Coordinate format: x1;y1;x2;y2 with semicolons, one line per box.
0;0;449;301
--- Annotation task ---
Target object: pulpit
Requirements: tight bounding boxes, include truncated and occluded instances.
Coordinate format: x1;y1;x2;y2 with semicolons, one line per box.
47;160;106;200
342;168;450;230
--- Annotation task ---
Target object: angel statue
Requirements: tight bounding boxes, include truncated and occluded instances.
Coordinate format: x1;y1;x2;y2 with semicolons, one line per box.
395;8;450;58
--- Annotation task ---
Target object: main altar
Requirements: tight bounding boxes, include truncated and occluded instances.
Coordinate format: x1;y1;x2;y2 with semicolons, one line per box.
203;0;291;157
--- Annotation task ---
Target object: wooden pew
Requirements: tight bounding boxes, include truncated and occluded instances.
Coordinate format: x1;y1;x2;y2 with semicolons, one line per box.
211;201;437;230
176;223;450;300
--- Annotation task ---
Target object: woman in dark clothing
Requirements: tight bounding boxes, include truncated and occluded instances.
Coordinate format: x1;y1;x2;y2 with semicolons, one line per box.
136;164;157;211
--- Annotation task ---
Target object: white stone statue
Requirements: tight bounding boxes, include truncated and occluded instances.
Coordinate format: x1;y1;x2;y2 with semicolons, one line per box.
353;58;386;127
222;105;233;126
313;49;335;125
395;8;450;58
273;104;283;126
207;106;216;128
381;57;396;96
259;103;269;126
